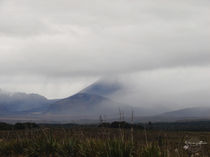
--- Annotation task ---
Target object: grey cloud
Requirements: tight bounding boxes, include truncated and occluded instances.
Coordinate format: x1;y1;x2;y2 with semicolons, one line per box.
110;66;210;111
0;0;209;100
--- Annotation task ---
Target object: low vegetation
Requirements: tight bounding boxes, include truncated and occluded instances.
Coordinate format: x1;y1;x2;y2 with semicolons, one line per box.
0;122;209;156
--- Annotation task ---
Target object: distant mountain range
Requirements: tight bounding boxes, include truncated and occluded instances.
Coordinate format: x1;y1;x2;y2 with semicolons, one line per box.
0;80;210;123
0;80;125;119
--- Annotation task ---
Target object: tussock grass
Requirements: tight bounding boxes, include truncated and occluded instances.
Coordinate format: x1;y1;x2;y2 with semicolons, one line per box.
0;128;209;157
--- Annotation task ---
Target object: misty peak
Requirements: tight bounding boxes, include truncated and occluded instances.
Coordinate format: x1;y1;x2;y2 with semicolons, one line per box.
80;79;122;97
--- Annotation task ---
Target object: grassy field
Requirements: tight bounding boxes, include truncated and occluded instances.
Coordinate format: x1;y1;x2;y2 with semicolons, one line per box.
0;125;209;157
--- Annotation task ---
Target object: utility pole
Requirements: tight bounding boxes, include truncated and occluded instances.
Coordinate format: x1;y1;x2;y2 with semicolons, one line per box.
99;114;103;123
119;108;122;121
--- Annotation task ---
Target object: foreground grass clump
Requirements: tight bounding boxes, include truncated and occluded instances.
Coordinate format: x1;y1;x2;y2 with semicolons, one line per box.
140;144;161;157
0;139;28;156
0;128;209;157
78;138;134;157
25;135;59;156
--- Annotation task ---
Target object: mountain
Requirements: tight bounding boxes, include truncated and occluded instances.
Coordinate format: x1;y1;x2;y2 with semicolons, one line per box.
46;92;124;118
80;79;122;97
133;107;210;122
46;80;149;119
46;80;160;119
0;80;124;118
0;80;174;122
0;89;53;114
2;80;210;123
159;107;210;118
46;79;124;117
48;93;108;113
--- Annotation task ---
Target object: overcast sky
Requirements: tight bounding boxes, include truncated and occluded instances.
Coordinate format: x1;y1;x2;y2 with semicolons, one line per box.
0;0;210;108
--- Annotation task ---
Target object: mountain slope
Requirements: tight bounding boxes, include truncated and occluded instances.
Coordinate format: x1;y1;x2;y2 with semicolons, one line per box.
159;107;210;118
47;93;122;117
80;79;122;97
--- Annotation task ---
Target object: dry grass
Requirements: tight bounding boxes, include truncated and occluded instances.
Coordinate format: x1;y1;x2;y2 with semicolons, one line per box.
0;127;209;157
